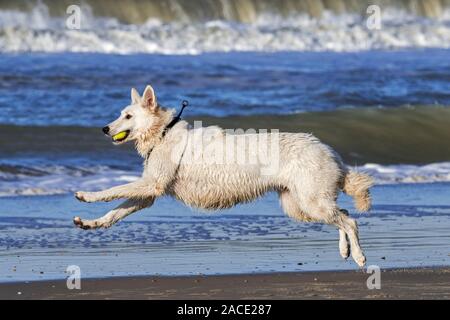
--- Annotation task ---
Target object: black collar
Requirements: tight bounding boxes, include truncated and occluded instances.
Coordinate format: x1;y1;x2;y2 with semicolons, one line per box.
161;100;189;138
146;100;189;161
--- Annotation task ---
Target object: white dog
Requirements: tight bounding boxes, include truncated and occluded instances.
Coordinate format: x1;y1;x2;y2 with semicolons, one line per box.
74;85;373;267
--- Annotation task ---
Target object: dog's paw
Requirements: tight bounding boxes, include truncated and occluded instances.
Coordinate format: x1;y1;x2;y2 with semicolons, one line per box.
353;254;367;268
74;191;86;202
339;243;351;260
75;191;95;203
73;216;110;230
73;216;90;230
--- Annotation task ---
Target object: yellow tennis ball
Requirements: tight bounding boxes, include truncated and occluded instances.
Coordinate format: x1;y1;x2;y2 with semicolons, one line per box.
113;131;128;141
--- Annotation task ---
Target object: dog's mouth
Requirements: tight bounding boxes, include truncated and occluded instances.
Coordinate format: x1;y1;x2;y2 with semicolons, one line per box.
112;130;130;143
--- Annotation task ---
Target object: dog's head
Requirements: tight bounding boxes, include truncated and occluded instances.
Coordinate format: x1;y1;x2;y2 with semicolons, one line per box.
103;85;163;145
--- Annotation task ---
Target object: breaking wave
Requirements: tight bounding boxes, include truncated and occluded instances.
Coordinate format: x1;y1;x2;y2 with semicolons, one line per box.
2;105;450;166
1;1;450;54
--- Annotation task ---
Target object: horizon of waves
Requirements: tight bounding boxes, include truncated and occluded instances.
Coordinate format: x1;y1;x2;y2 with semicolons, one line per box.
1;1;450;54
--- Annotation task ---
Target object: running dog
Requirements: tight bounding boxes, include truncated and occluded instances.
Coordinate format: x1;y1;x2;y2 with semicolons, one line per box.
74;85;373;267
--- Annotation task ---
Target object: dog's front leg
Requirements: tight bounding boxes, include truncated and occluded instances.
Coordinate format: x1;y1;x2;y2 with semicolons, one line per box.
74;197;154;230
75;179;163;203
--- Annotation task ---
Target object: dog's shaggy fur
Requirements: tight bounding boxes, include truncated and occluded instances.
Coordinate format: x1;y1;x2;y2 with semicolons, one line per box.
74;85;373;267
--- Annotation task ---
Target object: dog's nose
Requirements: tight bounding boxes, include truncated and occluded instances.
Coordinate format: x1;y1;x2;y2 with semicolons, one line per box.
102;126;110;134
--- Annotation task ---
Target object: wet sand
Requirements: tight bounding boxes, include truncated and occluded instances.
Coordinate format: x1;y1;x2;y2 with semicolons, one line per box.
1;183;450;283
1;267;449;300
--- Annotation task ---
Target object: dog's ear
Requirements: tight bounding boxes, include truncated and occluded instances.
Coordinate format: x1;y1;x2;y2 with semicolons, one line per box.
131;88;141;104
142;85;158;112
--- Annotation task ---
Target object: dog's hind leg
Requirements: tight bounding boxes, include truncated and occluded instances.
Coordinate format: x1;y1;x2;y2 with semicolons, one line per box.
332;210;365;267
279;190;313;222
292;185;364;266
338;209;351;259
73;197;154;230
75;179;163;203
281;190;351;260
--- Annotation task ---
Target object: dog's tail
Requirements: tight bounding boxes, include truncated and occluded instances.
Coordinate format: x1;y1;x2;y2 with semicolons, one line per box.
342;170;374;212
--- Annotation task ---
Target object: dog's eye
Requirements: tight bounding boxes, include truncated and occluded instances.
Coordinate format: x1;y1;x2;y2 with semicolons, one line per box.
125;114;132;120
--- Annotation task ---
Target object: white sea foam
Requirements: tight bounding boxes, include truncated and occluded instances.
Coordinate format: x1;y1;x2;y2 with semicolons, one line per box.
359;162;450;185
1;4;450;54
0;165;139;197
1;162;450;197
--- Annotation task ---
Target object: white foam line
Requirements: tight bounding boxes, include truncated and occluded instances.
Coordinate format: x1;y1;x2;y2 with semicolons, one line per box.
1;162;450;197
1;5;450;54
358;162;450;185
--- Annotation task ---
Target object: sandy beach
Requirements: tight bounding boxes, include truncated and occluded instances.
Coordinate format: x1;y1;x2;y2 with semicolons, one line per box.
1;268;449;300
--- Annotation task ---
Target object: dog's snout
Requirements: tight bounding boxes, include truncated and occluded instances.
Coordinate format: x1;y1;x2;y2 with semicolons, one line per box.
102;126;110;134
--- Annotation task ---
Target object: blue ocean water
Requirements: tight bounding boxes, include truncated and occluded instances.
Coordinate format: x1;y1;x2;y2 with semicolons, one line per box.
0;51;449;126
